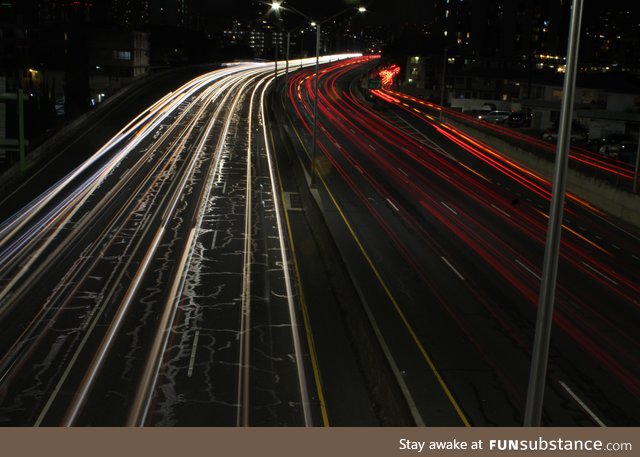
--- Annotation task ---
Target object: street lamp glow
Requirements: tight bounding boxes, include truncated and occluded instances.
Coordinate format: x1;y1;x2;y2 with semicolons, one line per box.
310;21;317;26
358;7;366;12
271;1;281;11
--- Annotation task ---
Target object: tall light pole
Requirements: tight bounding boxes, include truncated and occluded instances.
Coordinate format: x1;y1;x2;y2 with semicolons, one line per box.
633;137;640;193
523;0;584;427
269;2;365;186
310;20;321;185
285;31;290;81
439;47;448;121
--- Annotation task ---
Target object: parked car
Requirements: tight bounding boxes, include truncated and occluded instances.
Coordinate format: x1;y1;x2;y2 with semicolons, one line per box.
602;141;637;163
542;122;588;143
478;110;511;123
507;111;532;127
592;133;635;154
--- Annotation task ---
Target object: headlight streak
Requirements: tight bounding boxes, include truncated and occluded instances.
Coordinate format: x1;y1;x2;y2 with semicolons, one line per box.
260;77;314;427
0;53;362;426
35;73;250;426
0;65;260;280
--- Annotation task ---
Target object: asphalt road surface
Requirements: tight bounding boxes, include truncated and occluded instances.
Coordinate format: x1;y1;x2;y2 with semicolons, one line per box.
284;56;640;426
0;60;338;426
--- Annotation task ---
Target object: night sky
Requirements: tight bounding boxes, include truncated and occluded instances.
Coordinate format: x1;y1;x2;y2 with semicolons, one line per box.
202;0;432;27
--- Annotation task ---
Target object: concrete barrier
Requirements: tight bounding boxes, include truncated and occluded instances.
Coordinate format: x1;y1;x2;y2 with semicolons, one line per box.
446;117;640;228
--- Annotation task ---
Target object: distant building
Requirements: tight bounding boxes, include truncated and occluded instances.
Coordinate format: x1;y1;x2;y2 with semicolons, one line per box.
88;29;150;101
221;20;288;59
404;56;426;89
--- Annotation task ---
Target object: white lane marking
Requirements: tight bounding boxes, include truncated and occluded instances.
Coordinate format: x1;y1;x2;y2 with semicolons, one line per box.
632;255;640;261
398;168;409;177
222;181;227;194
491;203;511;219
441;202;458;216
611;244;620;250
581;261;618;286
261;79;313;425
558;380;606;427
211;229;218;249
386;198;399;212
355;165;363;174
515;259;541;281
394;115;457;161
187;330;200;378
441;256;465;281
369;144;377;151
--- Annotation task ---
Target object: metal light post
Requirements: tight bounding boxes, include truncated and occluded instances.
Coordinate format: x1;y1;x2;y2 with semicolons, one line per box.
439;47;447;121
285;31;290;81
633;137;640;193
523;0;584;427
269;2;365;186
310;21;321;185
274;38;279;82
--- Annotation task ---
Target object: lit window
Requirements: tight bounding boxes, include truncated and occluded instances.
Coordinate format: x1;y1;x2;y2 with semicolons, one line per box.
113;50;132;60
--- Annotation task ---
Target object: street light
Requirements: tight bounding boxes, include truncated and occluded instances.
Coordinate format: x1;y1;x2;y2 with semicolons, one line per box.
269;1;365;185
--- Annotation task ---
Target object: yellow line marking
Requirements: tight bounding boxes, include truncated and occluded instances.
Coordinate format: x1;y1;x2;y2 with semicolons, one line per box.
266;116;330;427
458;162;491;183
288;116;470;427
532;208;611;256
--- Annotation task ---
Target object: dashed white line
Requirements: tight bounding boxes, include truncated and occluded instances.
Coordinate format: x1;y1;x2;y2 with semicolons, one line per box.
211;229;218;249
441;202;458;216
632;254;640;261
369;144;377;151
222;181;227;194
558;380;606;427
441;256;465;281
386;198;399;212
491;203;511;218
611;244;620;250
187;329;200;378
515;258;541;280
581;261;618;286
398;168;409;177
355;165;363;174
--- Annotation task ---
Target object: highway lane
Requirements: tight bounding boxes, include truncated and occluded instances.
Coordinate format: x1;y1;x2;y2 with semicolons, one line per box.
0;57;355;426
285;57;640;425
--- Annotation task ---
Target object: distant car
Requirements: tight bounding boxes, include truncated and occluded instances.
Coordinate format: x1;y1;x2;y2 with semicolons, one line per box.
542;123;588;143
593;133;635;154
507;111;532;127
602;141;637;163
478;110;511;123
